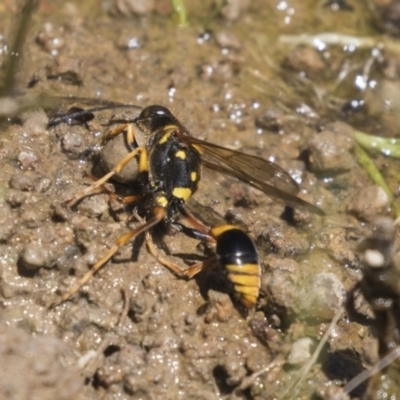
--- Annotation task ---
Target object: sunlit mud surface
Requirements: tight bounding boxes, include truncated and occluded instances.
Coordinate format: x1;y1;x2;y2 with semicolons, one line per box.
1;0;400;399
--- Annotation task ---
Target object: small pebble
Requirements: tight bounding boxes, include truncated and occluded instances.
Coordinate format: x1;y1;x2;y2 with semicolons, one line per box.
100;132;139;183
61;131;86;159
287;337;314;366
77;195;109;218
114;0;155;16
346;185;390;221
308;123;355;173
215;31;241;50
300;272;346;320
285;46;325;75
17;150;39;170
9;171;51;193
19;243;50;271
205;290;234;323
5;189;26;207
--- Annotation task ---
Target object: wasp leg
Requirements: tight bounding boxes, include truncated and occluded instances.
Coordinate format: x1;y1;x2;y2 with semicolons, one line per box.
65;145;147;206
177;203;213;236
101;123;135;146
180;257;217;278
83;172;144;205
143;227;217;278
131;211;188;276
172;222;215;243
130;210;213;278
144;230;188;276
50;206;166;308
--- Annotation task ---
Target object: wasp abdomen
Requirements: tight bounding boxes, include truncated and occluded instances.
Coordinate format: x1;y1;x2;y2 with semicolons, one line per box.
211;226;261;309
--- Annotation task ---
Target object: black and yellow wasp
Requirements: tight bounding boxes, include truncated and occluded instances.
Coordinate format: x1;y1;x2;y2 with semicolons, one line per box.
50;104;324;308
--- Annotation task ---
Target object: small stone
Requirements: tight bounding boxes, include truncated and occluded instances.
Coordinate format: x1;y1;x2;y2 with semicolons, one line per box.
205;290;234;323
34;177;52;193
299;272;346;320
9;171;51;193
36;22;65;53
77;195;109;218
346;185;390;221
61;131;86;159
9;171;38;191
286;46;325;75
261;256;300;312
314;226;360;268
287;337;314;366
5;189;26;207
307;125;355;173
114;0;155;16
19;225;74;271
100;132;139;183
255;107;286;132
19;243;50;271
17;150;39;170
315;384;350;400
215;31;241;50
20;109;49;133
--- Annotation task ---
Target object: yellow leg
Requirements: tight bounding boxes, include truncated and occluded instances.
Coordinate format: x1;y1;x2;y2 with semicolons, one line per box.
50;206;166;308
181;257;217;278
179;204;214;241
83;172;144;205
101;123;130;145
144;230;189;276
133;211;217;279
65;146;145;206
144;229;217;278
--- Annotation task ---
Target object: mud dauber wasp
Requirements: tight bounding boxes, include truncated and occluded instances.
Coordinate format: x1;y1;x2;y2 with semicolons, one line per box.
49;104;324;309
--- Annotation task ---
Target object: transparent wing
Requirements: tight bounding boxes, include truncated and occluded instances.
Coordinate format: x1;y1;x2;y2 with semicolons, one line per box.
181;135;324;216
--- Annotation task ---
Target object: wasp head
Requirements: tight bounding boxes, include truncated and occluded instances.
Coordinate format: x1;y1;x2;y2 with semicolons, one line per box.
135;105;178;132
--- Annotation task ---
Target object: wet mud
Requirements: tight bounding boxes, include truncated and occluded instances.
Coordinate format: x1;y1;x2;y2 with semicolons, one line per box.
1;0;400;399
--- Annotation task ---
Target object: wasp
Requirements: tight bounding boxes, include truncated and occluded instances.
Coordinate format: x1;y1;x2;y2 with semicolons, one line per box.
50;104;324;308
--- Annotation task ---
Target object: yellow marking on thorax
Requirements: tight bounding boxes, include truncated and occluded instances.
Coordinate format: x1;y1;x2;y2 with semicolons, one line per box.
157;125;178;144
175;150;186;160
158;131;173;144
156;196;169;208
172;187;192;201
190;171;197;182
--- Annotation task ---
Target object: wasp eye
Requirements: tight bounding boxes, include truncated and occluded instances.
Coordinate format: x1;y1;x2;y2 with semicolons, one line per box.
140;105;173;119
136;105;177;131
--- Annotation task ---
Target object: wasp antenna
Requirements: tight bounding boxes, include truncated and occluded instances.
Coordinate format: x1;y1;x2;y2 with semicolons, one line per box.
48;104;143;127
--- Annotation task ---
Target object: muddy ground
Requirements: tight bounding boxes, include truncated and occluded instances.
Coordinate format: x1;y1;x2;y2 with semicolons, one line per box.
1;0;400;399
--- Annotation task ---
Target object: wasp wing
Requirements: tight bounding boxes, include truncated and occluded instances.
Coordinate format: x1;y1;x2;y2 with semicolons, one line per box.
181;136;324;216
